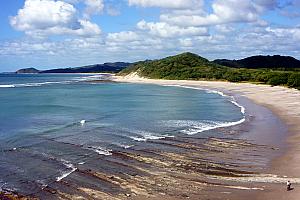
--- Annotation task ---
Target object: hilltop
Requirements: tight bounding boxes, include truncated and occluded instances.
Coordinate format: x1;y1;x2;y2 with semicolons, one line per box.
120;52;226;80
213;55;300;70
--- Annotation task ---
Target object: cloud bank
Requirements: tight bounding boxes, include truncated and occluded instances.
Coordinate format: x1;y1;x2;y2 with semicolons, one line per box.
0;0;299;71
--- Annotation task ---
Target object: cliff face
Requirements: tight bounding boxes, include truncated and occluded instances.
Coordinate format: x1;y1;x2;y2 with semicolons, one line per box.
16;68;40;74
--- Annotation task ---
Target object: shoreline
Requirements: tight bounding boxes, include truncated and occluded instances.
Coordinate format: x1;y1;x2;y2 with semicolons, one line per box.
1;73;299;199
113;74;300;199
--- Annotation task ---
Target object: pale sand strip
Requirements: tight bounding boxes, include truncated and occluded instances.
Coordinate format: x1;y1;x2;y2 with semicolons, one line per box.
113;73;300;199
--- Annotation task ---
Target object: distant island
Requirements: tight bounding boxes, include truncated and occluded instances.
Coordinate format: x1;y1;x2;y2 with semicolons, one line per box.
16;68;40;74
119;52;300;89
16;62;131;74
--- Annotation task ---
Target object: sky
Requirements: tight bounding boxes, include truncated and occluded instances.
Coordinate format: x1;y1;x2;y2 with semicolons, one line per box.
0;0;300;72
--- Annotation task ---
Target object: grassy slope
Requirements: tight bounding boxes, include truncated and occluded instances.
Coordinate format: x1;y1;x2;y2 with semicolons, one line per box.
120;52;228;79
119;52;300;89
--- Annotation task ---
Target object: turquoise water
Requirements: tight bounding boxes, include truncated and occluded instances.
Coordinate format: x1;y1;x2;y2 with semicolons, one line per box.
0;74;244;194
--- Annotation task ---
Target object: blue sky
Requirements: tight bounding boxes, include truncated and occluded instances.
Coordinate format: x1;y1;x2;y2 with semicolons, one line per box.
0;0;300;72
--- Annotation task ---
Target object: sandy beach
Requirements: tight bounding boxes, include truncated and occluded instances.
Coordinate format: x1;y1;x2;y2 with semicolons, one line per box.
114;73;300;199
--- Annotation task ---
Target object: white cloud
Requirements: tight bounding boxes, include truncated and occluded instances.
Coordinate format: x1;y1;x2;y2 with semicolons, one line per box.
128;0;203;9
106;4;121;16
179;38;193;47
83;0;104;18
10;0;101;37
253;0;278;12
10;0;77;30
2;23;300;72
211;0;258;22
215;25;235;33
137;20;208;38
160;0;263;27
107;31;140;42
266;27;300;41
2;0;300;72
63;0;107;16
22;20;101;38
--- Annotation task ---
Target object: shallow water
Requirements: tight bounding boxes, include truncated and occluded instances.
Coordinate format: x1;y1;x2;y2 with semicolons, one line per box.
0;74;246;196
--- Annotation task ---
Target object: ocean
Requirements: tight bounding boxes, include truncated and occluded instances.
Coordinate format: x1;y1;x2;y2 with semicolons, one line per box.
0;73;246;197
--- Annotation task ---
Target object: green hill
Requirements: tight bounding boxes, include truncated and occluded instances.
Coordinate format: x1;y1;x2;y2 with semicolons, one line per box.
119;52;300;89
120;52;227;80
213;55;300;70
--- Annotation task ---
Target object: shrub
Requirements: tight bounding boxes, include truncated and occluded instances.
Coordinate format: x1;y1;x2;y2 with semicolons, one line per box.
287;73;300;87
267;73;289;86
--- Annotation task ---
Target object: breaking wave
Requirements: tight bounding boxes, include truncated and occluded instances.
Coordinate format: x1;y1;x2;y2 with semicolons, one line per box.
56;159;77;182
86;146;112;156
0;81;74;88
124;129;174;142
162;84;246;135
163;119;245;135
0;74;111;89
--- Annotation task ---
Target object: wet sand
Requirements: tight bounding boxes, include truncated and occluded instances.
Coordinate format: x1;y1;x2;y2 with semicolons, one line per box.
113;73;300;200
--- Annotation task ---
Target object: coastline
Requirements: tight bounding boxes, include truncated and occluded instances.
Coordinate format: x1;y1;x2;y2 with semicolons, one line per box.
1;73;299;199
113;73;300;199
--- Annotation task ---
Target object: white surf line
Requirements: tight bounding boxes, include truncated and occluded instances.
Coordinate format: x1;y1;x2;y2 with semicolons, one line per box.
162;84;246;135
0;182;7;190
163;84;246;115
112;142;135;149
180;119;246;135
223;185;264;191
0;80;75;89
0;84;15;88
208;174;300;184
56;159;77;182
86;146;112;156
56;168;77;182
126;128;175;142
130;136;147;142
130;134;175;142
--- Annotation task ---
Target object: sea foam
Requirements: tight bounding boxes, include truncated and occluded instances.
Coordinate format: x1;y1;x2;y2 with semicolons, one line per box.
163;84;245;115
130;134;174;142
162;84;246;135
56;159;77;182
86;146;112;156
177;119;246;135
0;84;15;88
127;129;174;142
0;74;110;89
0;81;74;88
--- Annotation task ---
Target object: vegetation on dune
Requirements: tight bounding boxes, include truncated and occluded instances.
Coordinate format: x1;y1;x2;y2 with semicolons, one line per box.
119;52;300;89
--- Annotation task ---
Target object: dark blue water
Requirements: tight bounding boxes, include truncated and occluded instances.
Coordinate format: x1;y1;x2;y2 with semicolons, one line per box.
0;74;244;194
